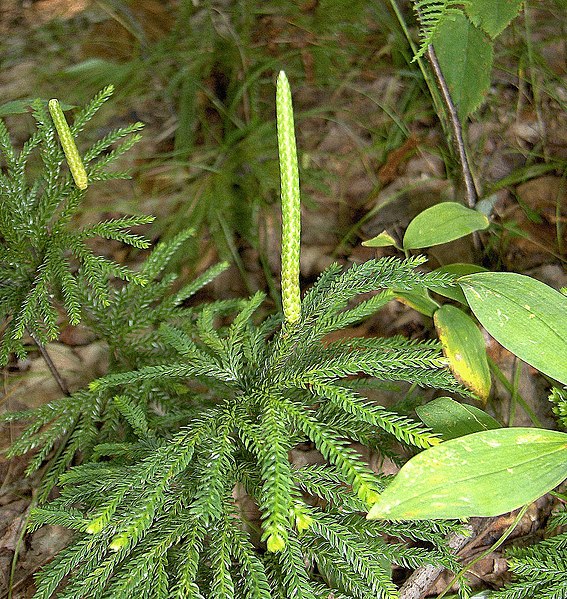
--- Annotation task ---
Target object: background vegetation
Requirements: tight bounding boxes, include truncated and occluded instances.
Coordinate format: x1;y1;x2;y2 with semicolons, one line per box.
0;0;565;597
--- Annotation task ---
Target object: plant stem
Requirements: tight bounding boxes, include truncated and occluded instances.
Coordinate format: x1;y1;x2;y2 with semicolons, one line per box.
387;0;447;137
488;356;543;427
398;526;472;599
426;44;478;211
436;505;530;599
28;329;70;396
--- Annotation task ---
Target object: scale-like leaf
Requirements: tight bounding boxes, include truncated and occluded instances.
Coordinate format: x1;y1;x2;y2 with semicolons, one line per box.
459;272;567;385
367;428;567;520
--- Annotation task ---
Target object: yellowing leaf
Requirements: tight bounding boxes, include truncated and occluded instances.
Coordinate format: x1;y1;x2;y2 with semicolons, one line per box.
367;428;567;520
434;305;491;401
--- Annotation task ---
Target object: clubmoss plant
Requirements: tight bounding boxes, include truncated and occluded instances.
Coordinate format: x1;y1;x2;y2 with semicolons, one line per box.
0;85;150;366
0;87;229;498
2;77;473;597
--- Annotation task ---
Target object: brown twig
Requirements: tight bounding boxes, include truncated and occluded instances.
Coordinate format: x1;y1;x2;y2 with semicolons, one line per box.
398;525;473;599
398;517;503;599
426;44;478;210
27;329;70;396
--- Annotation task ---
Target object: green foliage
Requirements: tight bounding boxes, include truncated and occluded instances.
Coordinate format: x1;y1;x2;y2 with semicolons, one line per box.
411;0;465;60
459;272;567;386
432;11;494;120
1;228;229;499
27;254;467;597
363;203;490;252
0;90;231;498
416;396;500;441
1;83;473;597
464;0;524;38
0;86;150;365
491;507;567;599
367;427;567;520
411;0;526;118
550;387;567;429
2;45;564;594
402;202;490;250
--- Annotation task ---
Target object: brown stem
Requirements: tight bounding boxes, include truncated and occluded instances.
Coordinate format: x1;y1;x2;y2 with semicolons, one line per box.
426;45;478;209
28;329;70;396
398;526;472;599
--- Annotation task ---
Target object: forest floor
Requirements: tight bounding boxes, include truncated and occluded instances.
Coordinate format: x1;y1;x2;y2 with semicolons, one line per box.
0;0;566;597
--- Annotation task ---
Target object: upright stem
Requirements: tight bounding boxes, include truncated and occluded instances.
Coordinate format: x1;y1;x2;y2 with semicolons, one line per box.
426;45;478;210
28;329;71;396
276;71;301;325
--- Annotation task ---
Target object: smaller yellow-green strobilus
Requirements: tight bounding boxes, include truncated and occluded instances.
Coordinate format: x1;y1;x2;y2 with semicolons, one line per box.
48;99;88;190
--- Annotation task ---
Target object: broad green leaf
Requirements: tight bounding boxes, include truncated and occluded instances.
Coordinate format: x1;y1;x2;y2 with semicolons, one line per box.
362;230;400;249
403;202;489;250
428;263;488;304
395;288;439;317
465;0;524;38
459;273;567;385
433;13;494;119
416;397;500;440
367;427;567;520
434;305;491;401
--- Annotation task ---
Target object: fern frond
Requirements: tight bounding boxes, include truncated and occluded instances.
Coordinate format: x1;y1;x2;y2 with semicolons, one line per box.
87;131;144;174
32;534;108;599
412;0;466;60
229;523;273;599
27;507;88;533
294;464;369;513
303;380;440;448
492;507;567;599
0;88;156;364
113;395;151;438
276;534;318;599
172;521;207;599
188;418;236;524
83;121;145;163
80;214;154;248
254;397;295;550
140;228;195;280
